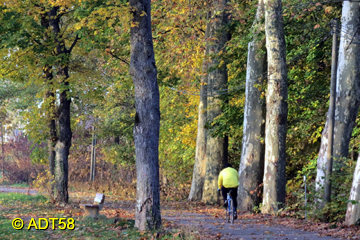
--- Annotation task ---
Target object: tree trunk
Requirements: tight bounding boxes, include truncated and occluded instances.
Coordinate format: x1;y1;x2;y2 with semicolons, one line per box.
262;0;288;213
129;0;161;231
54;65;72;204
341;1;360;226
202;0;231;204
49;7;73;204
345;150;360;225
238;0;266;212
315;118;329;207
47;114;56;196
316;1;360;208
332;2;360;164
188;15;210;202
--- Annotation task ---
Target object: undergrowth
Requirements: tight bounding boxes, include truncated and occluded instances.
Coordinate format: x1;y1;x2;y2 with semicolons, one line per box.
287;156;357;223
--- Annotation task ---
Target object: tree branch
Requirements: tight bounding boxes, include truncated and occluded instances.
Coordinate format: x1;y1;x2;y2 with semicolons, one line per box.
68;35;80;53
109;52;130;66
33;39;43;45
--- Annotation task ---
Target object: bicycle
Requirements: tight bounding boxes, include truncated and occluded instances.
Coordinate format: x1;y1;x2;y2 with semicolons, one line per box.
218;189;235;223
225;190;235;223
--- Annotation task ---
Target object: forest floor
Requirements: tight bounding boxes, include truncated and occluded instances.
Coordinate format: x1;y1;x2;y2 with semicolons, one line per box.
0;186;359;239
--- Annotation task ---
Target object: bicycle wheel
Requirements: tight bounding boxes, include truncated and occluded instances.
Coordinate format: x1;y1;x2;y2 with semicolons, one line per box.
226;201;230;222
230;198;234;224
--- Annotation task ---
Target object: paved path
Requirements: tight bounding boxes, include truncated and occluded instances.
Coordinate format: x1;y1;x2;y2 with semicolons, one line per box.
107;200;344;240
161;210;343;240
0;187;38;195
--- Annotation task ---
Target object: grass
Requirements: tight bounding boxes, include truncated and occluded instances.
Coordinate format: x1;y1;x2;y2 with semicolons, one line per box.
0;192;187;240
0;192;46;204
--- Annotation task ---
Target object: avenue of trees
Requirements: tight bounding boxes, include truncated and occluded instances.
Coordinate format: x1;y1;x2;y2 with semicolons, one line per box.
0;0;360;230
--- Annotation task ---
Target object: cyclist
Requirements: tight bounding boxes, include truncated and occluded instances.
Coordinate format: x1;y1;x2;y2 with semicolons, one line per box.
218;163;239;219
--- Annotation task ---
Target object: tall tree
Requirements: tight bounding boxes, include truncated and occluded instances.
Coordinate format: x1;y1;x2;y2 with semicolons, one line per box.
332;3;360;164
0;1;81;203
237;0;266;211
129;0;161;230
189;13;210;202
338;0;360;225
48;6;79;203
262;0;288;213
316;1;360;206
202;0;231;204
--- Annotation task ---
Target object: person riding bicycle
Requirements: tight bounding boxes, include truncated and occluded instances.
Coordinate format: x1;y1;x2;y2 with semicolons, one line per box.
218;163;239;219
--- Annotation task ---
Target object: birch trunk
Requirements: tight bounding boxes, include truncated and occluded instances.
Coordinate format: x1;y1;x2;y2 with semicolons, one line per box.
129;0;161;230
188;18;210;201
332;2;360;163
238;0;266;212
262;0;288;213
345;151;360;225
202;0;231;204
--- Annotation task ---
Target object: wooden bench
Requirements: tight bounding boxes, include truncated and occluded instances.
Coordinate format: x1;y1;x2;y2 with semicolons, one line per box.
80;193;105;219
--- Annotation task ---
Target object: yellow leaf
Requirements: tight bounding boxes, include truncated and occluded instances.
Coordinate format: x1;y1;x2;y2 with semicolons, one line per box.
130;21;139;28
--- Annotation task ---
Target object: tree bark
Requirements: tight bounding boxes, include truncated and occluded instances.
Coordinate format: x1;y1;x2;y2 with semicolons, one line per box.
188;15;210;202
202;0;231;204
340;1;360;226
129;0;161;231
49;7;73;204
332;2;360;164
54;75;71;203
262;0;288;213
315;118;329;207
345;150;360;225
238;0;266;212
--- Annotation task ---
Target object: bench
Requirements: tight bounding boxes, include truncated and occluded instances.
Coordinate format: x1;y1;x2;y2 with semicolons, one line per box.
80;193;105;219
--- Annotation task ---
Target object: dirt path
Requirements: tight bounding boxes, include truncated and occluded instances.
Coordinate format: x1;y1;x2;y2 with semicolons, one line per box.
0;188;354;239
